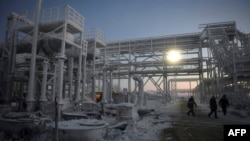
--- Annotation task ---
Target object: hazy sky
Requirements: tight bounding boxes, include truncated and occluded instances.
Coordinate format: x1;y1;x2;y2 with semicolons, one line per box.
0;0;249;42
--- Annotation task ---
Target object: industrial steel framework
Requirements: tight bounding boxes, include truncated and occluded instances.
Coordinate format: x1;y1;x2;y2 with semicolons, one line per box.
95;21;250;104
199;21;250;104
0;3;249;109
0;5;87;111
95;32;205;101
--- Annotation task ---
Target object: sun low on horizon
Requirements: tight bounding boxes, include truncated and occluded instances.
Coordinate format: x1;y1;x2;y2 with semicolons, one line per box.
166;50;182;63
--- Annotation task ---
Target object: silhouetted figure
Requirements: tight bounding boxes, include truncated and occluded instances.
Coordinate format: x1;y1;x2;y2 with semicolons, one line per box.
208;96;218;118
219;95;229;115
187;96;197;116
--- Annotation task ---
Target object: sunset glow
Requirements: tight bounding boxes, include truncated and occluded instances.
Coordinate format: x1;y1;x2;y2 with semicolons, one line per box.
166;50;181;63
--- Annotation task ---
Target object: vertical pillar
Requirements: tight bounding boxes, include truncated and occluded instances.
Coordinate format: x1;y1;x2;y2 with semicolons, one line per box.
232;47;238;91
233;73;238;91
68;57;73;99
102;68;107;103
40;60;48;111
164;74;169;102
189;81;192;97
128;75;131;103
57;22;67;104
196;81;198;99
199;42;205;103
91;41;96;101
109;71;113;103
163;74;166;94
40;60;49;102
218;66;222;92
75;50;82;101
52;63;57;102
55;22;67;122
101;67;107;115
57;56;66;103
128;41;131;103
138;78;144;107
132;75;144;107
102;44;107;103
118;43;121;92
82;55;87;100
167;80;170;97
27;0;42;111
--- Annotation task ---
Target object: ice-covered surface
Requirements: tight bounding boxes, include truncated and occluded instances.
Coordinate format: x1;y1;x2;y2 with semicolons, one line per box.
51;119;108;141
104;97;250;141
53;119;107;129
105;97;172;141
1;96;250;141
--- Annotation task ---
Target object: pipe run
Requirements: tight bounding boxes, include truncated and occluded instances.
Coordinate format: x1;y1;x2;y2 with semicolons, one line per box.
132;75;144;107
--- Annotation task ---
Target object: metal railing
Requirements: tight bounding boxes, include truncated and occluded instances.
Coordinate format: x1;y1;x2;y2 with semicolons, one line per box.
43;5;84;29
84;28;106;44
25;5;84;30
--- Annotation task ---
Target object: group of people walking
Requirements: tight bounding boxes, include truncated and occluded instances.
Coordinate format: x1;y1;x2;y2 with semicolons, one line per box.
186;94;229;118
208;94;229;118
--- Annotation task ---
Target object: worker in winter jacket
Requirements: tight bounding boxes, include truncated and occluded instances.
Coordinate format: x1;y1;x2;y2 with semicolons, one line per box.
219;95;229;115
208;95;218;118
187;96;197;116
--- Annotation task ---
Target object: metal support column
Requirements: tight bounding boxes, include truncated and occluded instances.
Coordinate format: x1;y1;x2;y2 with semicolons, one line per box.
52;63;57;102
27;0;42;111
102;44;107;103
91;41;96;101
40;60;48;111
199;44;205;103
40;60;49;102
57;22;67;104
68;57;73;99
76;32;84;101
56;22;67;122
102;68;107;102
109;71;113;103
128;41;131;102
75;50;82;101
82;55;87;100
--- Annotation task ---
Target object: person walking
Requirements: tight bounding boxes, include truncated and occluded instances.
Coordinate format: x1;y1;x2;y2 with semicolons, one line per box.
219;94;229;115
187;96;197;116
208;95;218;118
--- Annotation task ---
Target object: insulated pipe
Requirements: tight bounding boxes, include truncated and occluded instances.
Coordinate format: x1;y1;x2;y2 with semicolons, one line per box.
102;68;107;103
40;60;49;102
108;71;113;103
68;57;73;98
57;21;67;105
77;33;84;101
27;0;42;109
82;55;87;100
91;41;97;101
132;75;144;107
75;50;82;101
52;63;57;101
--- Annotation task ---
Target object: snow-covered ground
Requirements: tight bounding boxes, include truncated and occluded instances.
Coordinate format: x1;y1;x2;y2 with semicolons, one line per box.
104;97;250;141
103;97;172;141
1;96;250;141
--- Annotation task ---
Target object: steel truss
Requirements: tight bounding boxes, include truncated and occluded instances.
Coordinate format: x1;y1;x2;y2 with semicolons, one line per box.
94;32;205;101
0;3;249;106
95;21;249;103
199;21;250;104
0;5;87;110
